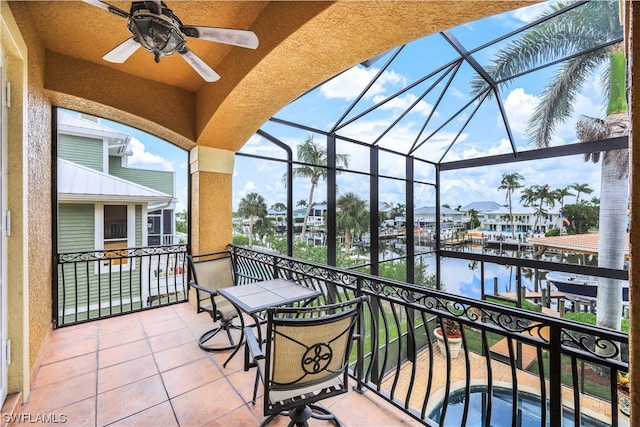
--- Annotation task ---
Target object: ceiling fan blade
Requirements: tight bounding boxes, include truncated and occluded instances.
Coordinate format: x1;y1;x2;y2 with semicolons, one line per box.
81;0;129;18
182;26;259;49
103;38;141;63
180;49;220;82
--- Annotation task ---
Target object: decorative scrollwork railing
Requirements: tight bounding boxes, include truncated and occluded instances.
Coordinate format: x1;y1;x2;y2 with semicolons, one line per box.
55;244;188;327
230;245;629;427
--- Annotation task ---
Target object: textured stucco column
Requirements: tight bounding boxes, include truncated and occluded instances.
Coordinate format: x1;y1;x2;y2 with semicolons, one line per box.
189;146;234;255
629;1;638;424
2;2;30;399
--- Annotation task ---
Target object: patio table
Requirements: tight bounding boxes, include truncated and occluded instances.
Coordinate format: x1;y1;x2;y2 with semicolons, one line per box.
218;278;321;367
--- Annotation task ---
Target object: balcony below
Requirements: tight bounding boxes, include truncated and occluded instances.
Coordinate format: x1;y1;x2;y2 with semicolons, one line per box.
8;303;419;426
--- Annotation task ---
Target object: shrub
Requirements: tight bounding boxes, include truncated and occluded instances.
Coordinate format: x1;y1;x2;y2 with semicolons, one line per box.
545;228;560;237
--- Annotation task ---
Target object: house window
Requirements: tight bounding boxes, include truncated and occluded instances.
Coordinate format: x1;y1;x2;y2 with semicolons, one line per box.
148;209;174;246
148;210;162;246
104;205;128;265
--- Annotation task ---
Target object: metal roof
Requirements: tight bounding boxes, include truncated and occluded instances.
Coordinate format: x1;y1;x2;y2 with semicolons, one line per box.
57;158;173;207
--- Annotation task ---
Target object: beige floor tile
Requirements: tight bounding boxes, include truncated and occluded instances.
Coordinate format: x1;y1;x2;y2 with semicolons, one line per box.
41;336;97;365
148;327;195;353
170;379;245;427
17;304;411;427
21;371;96;415
153;342;207;373
161;357;223;398
203;404;260;427
97;354;159;393
98;325;146;350
32;353;97;389
108;401;178;427
143;317;188;337
98;339;152;369
96;375;168;426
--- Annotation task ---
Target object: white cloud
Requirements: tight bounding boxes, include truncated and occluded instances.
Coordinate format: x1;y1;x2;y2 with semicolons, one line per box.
448;86;466;100
237;181;258;198
127;137;174;170
320;66;405;101
512;1;552;23
503;88;539;138
373;93;435;116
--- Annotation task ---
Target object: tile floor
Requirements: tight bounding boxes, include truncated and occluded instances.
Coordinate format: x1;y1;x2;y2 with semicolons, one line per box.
10;303;420;426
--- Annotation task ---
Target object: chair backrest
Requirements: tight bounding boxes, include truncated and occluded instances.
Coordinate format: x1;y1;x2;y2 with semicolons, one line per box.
263;296;367;411
187;251;235;292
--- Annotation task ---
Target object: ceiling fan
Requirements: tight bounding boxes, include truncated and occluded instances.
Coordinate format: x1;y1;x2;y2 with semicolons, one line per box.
82;0;259;82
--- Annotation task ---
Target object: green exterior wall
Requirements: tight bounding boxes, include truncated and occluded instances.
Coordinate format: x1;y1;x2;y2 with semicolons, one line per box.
109;156;174;195
57;203;95;252
58;134;104;172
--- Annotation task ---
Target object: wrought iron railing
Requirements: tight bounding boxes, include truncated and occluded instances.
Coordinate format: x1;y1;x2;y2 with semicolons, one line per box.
230;245;629;427
55;244;188;327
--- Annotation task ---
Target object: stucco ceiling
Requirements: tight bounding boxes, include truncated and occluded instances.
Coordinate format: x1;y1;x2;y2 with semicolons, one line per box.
8;1;537;152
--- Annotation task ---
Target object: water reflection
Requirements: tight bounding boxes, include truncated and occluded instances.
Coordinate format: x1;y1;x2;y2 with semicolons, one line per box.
419;245;594;301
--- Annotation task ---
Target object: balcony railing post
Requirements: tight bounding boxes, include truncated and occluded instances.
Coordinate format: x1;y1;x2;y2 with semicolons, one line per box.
354;277;366;393
548;322;562;426
272;254;280;279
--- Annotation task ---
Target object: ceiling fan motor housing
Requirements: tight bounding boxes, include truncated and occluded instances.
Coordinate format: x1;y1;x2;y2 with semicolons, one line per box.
128;2;186;62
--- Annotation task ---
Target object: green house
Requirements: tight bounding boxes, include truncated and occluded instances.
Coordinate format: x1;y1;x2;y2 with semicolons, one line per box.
56;111;183;319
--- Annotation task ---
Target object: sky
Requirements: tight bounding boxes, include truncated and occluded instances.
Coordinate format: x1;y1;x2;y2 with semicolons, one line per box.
77;1;612;216
232;0;610;213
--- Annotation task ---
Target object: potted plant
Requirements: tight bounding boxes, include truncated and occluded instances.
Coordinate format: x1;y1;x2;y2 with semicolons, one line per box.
434;318;463;358
617;372;630;416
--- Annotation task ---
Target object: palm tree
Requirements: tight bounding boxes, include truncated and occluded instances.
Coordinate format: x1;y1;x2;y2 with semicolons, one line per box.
466;208;480;230
571;183;594;203
336;192;368;255
291;134;350;241
497;172;524;238
554;186;575;211
474;1;627;330
520;186;539;233
533;184;556;232
237;192;267;247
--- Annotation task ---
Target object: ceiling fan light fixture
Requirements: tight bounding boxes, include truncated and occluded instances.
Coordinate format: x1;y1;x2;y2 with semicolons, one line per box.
86;0;259;81
128;13;186;62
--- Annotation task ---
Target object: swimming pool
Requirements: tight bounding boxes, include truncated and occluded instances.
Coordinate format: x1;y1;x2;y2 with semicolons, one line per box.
428;386;610;427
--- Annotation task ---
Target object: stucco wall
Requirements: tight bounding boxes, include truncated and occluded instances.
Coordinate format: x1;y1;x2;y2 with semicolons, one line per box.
3;1;53;396
190;170;232;254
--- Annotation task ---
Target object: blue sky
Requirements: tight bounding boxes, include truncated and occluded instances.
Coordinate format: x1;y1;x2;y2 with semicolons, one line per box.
89;1;610;215
233;1;607;212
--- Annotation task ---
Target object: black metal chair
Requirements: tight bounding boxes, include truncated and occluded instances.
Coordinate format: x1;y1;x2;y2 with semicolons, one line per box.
244;296;367;427
187;251;242;352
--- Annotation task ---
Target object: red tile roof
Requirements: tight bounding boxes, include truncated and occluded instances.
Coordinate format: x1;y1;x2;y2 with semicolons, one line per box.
530;233;630;255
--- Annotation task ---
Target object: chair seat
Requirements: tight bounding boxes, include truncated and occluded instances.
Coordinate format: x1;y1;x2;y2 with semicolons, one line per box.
256;359;344;406
201;296;239;320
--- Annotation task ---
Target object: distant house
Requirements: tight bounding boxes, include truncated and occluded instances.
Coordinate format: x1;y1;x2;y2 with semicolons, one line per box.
57;112;177;250
414;206;466;229
56;112;180;316
461;200;562;235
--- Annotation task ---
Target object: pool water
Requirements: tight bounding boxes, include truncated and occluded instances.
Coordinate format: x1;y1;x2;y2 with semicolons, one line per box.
428;386;610;427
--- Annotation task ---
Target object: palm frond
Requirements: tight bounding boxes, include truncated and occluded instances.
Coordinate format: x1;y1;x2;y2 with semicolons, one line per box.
576;115;607;141
470;0;620;97
526;53;607;148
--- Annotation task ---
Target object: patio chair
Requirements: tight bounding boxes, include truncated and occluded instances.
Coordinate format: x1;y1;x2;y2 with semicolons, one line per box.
245;296;367;427
187;251;242;352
